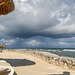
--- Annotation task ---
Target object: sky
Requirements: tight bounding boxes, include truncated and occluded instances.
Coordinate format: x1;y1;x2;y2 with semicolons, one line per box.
0;0;75;48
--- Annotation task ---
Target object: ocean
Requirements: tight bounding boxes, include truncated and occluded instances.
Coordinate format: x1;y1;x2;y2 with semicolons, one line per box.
9;48;75;58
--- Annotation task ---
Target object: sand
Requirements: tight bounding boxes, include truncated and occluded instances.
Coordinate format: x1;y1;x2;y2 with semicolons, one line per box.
0;50;75;75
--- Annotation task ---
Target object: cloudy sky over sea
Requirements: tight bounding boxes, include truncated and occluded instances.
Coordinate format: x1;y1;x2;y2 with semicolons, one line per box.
0;0;75;48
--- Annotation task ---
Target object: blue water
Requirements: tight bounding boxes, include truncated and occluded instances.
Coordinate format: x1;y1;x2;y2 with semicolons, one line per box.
47;48;75;58
9;48;75;58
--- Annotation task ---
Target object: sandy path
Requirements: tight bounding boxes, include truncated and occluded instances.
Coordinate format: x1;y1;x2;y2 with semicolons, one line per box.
0;51;75;75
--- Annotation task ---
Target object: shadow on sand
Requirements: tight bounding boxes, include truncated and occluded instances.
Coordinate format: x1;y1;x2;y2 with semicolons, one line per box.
0;58;36;75
47;71;70;75
13;72;17;75
0;58;36;67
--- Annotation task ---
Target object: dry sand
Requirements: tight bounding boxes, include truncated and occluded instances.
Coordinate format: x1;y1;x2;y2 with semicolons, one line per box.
0;50;75;75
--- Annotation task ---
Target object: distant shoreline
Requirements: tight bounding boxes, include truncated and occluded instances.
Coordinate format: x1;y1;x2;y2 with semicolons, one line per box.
4;48;75;58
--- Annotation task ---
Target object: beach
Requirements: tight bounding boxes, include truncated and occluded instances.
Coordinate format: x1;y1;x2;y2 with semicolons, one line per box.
0;50;75;75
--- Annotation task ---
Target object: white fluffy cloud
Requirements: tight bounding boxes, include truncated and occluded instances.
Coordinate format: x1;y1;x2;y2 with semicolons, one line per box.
26;40;42;46
0;38;16;45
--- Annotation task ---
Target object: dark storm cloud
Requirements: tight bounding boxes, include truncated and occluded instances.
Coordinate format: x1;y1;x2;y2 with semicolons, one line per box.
0;0;75;47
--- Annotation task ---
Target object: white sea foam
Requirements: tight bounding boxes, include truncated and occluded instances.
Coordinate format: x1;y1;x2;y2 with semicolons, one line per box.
48;49;61;52
63;49;75;52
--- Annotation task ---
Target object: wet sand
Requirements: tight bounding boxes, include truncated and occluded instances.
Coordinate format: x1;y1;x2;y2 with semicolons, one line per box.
0;50;75;75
